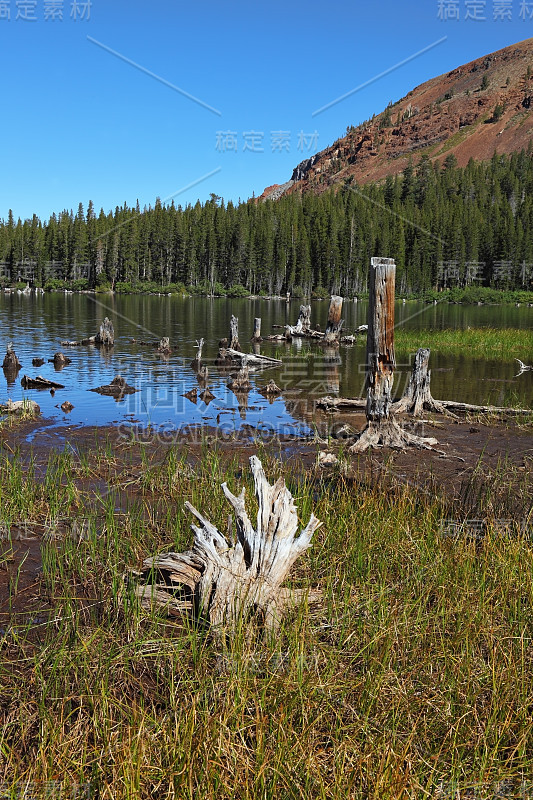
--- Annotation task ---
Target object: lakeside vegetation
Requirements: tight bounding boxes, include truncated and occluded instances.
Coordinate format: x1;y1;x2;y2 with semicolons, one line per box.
1;439;533;798
1;148;533;297
394;327;533;360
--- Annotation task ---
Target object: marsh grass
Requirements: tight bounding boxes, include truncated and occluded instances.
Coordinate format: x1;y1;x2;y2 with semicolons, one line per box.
0;438;532;798
394;328;533;361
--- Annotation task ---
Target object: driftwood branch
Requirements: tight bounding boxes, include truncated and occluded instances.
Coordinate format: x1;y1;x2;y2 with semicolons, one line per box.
61;317;114;347
131;456;322;634
317;395;532;417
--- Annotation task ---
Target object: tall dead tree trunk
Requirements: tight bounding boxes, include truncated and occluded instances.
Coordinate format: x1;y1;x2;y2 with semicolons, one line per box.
350;258;439;452
229;315;241;351
392;348;454;417
130;456;322;635
324;296;343;344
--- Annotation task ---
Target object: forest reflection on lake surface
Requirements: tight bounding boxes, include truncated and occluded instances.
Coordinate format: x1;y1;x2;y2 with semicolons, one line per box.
0;293;532;438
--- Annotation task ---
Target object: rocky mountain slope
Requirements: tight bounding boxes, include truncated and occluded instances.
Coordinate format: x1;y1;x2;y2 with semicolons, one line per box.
259;38;533;200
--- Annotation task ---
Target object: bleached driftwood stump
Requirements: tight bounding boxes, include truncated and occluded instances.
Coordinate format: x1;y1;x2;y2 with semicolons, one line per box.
350;258;439;452
132;456;322;634
392;348;454;417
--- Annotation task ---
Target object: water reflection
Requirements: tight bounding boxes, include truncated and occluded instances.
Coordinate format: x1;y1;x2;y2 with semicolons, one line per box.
0;293;530;435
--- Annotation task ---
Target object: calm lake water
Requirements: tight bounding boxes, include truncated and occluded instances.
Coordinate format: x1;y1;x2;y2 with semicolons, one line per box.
0;293;532;439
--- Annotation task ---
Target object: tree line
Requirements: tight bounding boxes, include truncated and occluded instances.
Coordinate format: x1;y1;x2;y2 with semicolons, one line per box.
1;147;533;296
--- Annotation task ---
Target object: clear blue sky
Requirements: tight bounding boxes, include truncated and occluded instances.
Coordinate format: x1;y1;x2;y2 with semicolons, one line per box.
1;0;532;222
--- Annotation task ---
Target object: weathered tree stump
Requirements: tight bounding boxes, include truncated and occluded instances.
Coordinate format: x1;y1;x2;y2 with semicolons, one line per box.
191;338;204;372
157;337;171;354
350;258;439;453
229;315;241;351
324;296;344;345
228;362;252;392
392;348;455;417
90;375;137;399
251;318;262;343
32;358;45;367
49;352;72;368
287;305;311;336
95;317;114;347
131;456;322;634
3;344;21;372
259;379;282;396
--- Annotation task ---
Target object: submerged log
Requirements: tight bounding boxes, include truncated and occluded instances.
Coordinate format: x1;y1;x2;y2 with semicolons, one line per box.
130;456;322;633
392;348;455;417
32;358;45;367
21;375;65;390
350;258;440;453
90;375;137;398
324;296;344;345
3;344;21;372
225;348;282;366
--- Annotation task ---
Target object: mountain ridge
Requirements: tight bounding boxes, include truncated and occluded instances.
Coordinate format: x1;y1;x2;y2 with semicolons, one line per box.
259;38;533;201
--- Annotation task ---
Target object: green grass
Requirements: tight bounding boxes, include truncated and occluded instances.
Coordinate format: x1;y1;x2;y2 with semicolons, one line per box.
394;327;533;361
0;439;533;798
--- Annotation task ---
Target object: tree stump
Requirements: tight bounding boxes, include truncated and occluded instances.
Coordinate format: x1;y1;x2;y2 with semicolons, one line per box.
158;337;171;354
131;456;322;634
95;317;114;347
49;352;72;368
287;305;311;335
191;339;204;372
228;362;252;392
324;296;344;345
350;258;440;453
229;315;241;351
392;348;454;417
3;343;21;372
251;318;262;342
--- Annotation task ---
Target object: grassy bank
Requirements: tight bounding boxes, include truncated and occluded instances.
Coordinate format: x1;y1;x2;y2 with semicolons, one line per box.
1;440;533;798
394;327;533;361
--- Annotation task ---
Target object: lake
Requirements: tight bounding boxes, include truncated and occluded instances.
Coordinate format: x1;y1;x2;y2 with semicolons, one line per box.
1;293;532;439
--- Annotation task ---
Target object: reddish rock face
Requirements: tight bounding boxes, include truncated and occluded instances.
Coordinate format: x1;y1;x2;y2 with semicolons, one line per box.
259;38;533;200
